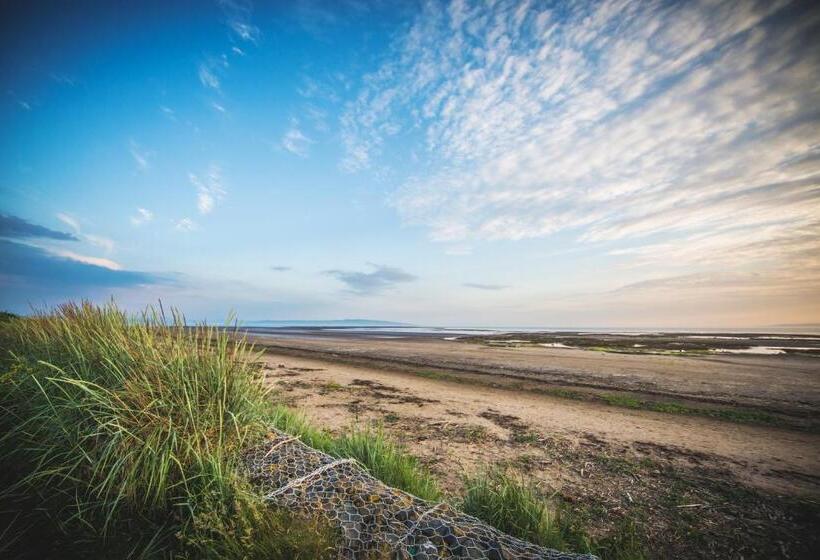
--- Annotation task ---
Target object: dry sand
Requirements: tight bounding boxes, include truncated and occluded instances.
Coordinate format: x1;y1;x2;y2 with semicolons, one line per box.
260;350;820;497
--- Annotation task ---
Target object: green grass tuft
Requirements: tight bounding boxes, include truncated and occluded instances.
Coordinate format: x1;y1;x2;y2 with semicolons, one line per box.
460;469;590;553
334;426;441;501
266;405;440;501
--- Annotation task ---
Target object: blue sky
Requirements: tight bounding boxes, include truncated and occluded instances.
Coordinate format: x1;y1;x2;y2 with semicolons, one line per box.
1;0;818;327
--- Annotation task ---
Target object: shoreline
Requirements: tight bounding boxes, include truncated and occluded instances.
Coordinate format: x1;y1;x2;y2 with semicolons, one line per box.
245;333;820;429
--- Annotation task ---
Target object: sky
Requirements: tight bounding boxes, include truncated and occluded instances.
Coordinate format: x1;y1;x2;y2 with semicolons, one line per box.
1;0;819;328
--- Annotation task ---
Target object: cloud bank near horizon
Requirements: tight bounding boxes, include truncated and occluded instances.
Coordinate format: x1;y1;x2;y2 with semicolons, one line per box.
0;214;168;309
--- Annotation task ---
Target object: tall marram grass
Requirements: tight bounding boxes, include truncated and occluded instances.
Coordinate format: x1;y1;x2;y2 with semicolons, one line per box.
0;301;443;558
0;302;332;558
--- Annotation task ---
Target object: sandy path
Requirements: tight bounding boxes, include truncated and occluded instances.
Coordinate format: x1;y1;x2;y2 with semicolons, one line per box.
262;351;820;497
249;335;820;414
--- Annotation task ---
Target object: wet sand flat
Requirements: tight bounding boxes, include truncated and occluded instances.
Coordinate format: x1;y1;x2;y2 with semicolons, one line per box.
247;333;820;415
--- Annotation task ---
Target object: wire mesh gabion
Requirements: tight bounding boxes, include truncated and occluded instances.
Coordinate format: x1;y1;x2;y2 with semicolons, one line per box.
243;429;598;559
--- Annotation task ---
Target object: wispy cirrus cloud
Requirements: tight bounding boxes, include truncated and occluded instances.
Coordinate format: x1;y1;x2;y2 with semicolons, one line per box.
341;0;820;307
198;57;226;91
83;234;115;253
218;0;260;43
49;73;77;86
129;139;151;171
189;164;226;214
56;212;115;253
280;125;313;157
130;208;154;226
56;212;80;232
159;105;176;120
325;263;416;295
196;1;259;102
174;217;197;232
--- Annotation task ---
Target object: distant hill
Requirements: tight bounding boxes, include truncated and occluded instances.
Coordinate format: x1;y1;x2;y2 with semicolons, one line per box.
243;319;412;327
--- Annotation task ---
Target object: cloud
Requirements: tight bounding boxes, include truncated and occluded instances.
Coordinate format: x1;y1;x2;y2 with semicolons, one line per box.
129;139;151;171
218;0;260;43
83;234;115;253
47;249;123;270
271;266;292;272
280;126;313;157
55;212;115;252
198;1;258;98
463;282;509;291
189;165;226;214
325;263;416;295
228;21;260;43
211;101;227;113
198;58;226;91
56;212;80;232
50;73;77;86
341;0;820;308
0;213;77;241
296;76;341;103
159;105;176;120
174;218;197;232
0;239;164;289
130;208;154;226
304;104;329;132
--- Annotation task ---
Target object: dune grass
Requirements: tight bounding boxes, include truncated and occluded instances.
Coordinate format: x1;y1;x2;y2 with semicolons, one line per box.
0;302;337;558
0;302;444;557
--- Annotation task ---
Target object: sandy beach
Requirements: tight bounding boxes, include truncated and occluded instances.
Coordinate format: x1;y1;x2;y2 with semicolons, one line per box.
250;332;820;559
246;331;820;418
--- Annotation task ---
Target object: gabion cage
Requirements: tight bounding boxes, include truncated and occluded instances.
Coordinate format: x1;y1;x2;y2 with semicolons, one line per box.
243;429;597;559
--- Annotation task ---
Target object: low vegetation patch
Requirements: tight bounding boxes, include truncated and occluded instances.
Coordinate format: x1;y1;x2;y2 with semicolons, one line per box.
461;469;593;554
534;387;788;430
409;366;793;430
267;405;440;501
596;394;781;427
